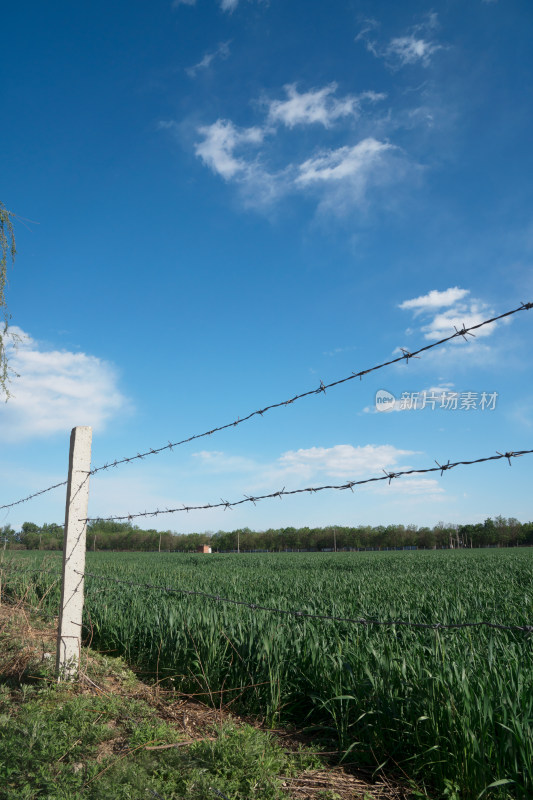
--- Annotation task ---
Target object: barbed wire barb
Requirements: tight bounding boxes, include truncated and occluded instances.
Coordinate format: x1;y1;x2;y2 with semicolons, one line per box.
435;459;452;476
453;323;476;342
400;348;420;363
496;450;515;466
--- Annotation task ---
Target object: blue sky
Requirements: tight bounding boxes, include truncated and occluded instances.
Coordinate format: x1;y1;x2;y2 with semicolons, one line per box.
1;0;532;533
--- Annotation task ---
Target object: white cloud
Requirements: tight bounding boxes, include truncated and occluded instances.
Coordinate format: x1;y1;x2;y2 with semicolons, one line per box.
355;18;380;55
294;138;402;216
398;288;505;366
191;443;420;486
186;41;230;78
172;0;249;11
277;443;416;480
386;36;441;67
420;308;494;341
157;120;179;132
296;138;393;185
399;287;470;313
193;121;398;211
357;14;442;69
185;76;416;214
0;326;129;441
195;119;265;179
45;442;443;531
267;83;384;129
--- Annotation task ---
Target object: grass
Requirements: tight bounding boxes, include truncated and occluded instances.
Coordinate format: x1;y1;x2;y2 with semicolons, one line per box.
0;692;313;799
0;601;381;800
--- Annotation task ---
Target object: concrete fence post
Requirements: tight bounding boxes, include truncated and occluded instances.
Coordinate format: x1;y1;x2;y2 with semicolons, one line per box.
56;426;92;680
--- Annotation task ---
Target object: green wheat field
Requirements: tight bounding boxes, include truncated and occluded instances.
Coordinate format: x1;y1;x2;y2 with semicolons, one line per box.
3;548;532;799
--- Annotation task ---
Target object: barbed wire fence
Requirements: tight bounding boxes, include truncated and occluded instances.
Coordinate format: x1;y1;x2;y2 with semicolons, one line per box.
84;448;533;522
0;300;532;678
2;301;531;512
4;447;533;532
1;559;531;634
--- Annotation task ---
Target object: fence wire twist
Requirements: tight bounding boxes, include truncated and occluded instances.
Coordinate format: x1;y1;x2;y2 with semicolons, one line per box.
2;301;531;512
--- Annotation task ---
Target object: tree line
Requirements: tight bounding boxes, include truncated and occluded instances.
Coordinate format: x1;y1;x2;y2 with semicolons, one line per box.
2;516;533;552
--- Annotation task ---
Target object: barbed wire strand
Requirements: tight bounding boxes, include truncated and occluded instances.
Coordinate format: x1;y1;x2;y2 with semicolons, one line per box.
75;570;533;634
0;467;91;514
84;448;533;523
2;302;530;513
0;480;68;512
1;560;530;634
86;303;532;477
210;790;231;800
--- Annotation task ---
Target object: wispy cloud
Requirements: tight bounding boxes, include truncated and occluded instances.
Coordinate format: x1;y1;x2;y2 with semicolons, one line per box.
193;121;399;211
355;18;380;55
276;443;416;480
322;345;357;357
186;41;230;78
195;119;265;179
399;287;470;314
357;13;443;69
192;450;257;473
399;287;501;341
296;138;393;185
386;36;441;68
0;326;129;441
420;307;497;341
172;0;246;12
187;82;401;213
396;288;514;373
190;443;445;500
191;442;425;488
266;83;384;129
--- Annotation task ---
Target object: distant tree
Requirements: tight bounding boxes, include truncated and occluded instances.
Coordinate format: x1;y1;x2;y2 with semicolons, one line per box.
1;524;16;549
506;517;524;546
522;522;533;545
0;201;17;400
